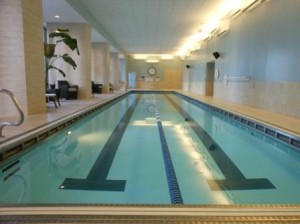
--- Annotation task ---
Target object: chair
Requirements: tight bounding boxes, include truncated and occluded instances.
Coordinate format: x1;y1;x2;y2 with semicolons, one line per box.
57;80;78;100
92;81;103;94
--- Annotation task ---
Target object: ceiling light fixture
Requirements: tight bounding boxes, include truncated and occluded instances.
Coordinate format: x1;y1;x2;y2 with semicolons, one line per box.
242;0;262;12
133;54;174;62
133;54;147;60
146;59;159;63
54;15;60;19
160;54;174;60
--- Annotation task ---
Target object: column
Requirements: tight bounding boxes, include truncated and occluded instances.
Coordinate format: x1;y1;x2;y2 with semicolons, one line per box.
47;23;92;99
0;0;46;116
110;52;120;90
91;43;110;93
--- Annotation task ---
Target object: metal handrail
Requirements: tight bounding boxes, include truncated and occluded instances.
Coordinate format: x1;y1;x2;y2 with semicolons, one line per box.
223;75;253;87
0;89;24;137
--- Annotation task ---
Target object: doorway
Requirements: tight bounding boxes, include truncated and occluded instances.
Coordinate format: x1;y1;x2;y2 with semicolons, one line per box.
205;61;215;96
128;72;136;89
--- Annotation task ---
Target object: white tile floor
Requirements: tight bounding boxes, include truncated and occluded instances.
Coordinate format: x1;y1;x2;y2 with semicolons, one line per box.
1;90;300;147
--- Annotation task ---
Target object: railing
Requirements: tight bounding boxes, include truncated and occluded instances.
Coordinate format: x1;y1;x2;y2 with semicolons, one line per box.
223;75;253;87
0;89;24;137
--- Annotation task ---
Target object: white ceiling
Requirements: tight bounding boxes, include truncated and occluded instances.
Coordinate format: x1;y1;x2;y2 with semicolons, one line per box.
42;0;108;43
43;0;224;55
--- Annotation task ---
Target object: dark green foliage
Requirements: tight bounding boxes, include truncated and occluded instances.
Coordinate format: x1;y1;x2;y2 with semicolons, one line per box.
49;31;80;55
45;28;80;77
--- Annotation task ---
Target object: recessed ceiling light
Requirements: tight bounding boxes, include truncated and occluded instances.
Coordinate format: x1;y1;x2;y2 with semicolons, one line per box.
54;15;60;19
160;54;174;60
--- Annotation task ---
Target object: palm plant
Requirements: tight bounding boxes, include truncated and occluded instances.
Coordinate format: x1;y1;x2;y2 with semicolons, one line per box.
45;28;80;78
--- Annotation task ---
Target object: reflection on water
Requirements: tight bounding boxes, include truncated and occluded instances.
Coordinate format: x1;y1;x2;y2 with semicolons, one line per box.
0;132;82;204
0;93;300;204
49;135;81;176
0;174;27;203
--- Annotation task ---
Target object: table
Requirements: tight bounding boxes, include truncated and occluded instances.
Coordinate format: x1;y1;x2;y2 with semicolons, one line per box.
46;93;60;108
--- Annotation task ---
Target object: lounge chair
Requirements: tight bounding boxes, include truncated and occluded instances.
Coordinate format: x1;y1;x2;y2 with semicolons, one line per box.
92;81;103;94
57;80;78;100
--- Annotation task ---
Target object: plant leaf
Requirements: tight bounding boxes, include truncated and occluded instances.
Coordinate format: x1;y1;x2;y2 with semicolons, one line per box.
48;64;67;77
62;54;77;69
49;32;80;55
62;38;80;55
49;32;72;40
56;28;69;33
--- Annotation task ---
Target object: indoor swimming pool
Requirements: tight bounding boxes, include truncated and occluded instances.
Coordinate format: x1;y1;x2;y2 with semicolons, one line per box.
1;92;300;205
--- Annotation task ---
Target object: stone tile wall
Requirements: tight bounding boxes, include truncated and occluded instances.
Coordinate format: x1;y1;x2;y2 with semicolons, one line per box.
0;0;46;117
214;81;300;119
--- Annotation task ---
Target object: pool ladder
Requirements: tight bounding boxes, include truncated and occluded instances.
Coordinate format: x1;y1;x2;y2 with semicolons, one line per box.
0;89;24;137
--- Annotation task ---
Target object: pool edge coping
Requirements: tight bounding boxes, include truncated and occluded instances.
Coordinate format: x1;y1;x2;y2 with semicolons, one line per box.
0;204;300;223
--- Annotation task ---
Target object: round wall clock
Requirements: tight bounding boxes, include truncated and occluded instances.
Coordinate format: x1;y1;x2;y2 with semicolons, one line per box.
147;66;156;76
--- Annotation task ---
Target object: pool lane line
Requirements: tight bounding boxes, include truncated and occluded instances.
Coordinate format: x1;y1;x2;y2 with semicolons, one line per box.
165;95;275;191
60;95;142;191
152;95;183;204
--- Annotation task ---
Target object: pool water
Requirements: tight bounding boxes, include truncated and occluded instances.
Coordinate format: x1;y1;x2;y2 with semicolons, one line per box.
1;93;300;205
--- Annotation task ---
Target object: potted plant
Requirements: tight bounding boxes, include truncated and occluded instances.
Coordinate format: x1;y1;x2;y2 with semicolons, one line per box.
45;28;80;78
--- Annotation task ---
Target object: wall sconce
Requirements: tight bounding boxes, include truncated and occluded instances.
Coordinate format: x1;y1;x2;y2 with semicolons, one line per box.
185;64;194;69
213;51;220;59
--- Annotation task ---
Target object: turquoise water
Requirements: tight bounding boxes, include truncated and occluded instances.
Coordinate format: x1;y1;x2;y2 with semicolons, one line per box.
1;93;300;204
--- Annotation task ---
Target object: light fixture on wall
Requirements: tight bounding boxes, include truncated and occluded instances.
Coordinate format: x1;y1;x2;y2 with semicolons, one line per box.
213;51;220;59
185;64;194;69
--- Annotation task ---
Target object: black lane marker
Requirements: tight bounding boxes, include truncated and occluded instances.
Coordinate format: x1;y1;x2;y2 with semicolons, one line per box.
165;95;275;191
60;95;141;191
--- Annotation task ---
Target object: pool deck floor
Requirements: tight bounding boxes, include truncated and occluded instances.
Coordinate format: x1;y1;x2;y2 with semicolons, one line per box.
0;90;300;146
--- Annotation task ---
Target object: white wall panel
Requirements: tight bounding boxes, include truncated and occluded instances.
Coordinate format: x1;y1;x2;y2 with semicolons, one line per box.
185;0;300;118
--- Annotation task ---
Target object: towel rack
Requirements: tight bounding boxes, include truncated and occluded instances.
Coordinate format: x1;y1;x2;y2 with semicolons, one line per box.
223;75;253;87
